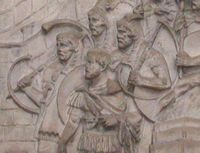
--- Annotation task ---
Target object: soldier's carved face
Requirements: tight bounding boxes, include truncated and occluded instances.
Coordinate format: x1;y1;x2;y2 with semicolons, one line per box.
56;39;75;62
88;13;107;37
85;58;102;80
117;25;135;50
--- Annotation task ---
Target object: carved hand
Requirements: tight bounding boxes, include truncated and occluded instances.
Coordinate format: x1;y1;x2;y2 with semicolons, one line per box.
159;90;175;110
128;70;139;86
17;75;33;89
102;114;119;127
42;82;53;98
176;51;192;67
76;86;88;93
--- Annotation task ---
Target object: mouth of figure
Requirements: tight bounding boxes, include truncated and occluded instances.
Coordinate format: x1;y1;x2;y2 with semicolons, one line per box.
91;28;98;34
58;52;64;57
85;69;90;74
90;26;98;32
58;53;68;59
118;39;124;45
117;36;124;41
85;72;92;78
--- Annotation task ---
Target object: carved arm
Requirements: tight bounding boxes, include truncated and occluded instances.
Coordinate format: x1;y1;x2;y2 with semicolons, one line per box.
136;65;171;90
176;52;200;67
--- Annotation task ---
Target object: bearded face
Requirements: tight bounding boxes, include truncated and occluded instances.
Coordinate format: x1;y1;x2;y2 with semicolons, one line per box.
117;25;135;50
56;39;75;63
88;13;107;37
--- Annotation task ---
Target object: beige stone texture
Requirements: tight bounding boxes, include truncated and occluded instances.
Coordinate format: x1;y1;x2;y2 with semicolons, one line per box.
0;0;200;153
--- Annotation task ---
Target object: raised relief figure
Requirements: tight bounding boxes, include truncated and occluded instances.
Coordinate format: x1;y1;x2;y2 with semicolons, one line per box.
111;12;171;121
17;32;83;107
157;0;200;121
88;0;111;49
140;0;177;43
17;31;84;153
6;0;200;153
175;51;200;97
59;49;142;153
108;12;172;153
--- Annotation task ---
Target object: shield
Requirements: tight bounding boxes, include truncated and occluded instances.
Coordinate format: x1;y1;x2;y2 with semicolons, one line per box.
57;65;86;124
7;55;41;114
184;29;200;74
134;25;179;122
7;19;94;115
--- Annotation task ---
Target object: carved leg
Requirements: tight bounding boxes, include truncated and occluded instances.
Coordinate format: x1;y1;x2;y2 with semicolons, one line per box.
57;108;82;153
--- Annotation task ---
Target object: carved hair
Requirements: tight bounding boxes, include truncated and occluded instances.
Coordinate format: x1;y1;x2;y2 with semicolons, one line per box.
117;12;143;38
56;31;83;47
88;0;109;27
86;48;111;69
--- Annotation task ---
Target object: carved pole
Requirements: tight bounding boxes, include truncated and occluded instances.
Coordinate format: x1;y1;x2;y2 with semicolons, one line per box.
177;0;188;78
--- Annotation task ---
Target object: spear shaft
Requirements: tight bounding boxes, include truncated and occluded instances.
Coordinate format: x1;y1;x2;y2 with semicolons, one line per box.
177;0;188;78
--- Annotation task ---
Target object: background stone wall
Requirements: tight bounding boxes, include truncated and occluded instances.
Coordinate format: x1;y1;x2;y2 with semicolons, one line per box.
0;0;97;152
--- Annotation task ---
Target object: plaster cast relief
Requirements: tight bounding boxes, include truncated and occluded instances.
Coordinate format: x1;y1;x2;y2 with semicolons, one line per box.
2;0;200;153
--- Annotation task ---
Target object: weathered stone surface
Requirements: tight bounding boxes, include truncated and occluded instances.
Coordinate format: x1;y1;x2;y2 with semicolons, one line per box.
0;110;14;126
4;125;35;141
14;0;32;24
47;0;59;15
0;0;14;12
1;0;200;153
0;141;37;153
0;11;14;32
32;0;47;13
1;98;19;110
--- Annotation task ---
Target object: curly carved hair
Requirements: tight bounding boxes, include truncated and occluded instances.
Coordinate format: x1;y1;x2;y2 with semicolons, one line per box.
86;48;111;69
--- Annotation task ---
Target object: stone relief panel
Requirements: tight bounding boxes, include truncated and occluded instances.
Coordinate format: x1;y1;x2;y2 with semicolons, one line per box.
1;0;200;153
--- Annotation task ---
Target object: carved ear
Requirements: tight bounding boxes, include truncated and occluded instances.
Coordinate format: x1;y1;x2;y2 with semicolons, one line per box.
74;43;82;53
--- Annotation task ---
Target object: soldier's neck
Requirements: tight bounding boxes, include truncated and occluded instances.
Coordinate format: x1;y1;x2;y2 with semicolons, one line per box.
122;39;141;55
94;30;107;47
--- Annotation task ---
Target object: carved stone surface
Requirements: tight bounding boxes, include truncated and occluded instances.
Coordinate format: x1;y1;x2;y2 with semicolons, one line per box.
1;0;200;153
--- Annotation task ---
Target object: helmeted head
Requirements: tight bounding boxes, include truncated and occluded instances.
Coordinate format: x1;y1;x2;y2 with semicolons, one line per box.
88;0;109;37
116;12;143;50
56;32;83;62
85;48;111;80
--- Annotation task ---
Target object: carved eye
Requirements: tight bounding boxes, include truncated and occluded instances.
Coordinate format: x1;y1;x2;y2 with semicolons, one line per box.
59;41;73;48
90;17;98;23
60;43;66;47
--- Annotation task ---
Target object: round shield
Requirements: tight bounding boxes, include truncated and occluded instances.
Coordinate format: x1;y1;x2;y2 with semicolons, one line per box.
7;19;94;115
7;55;41;114
134;26;179;122
57;65;85;124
